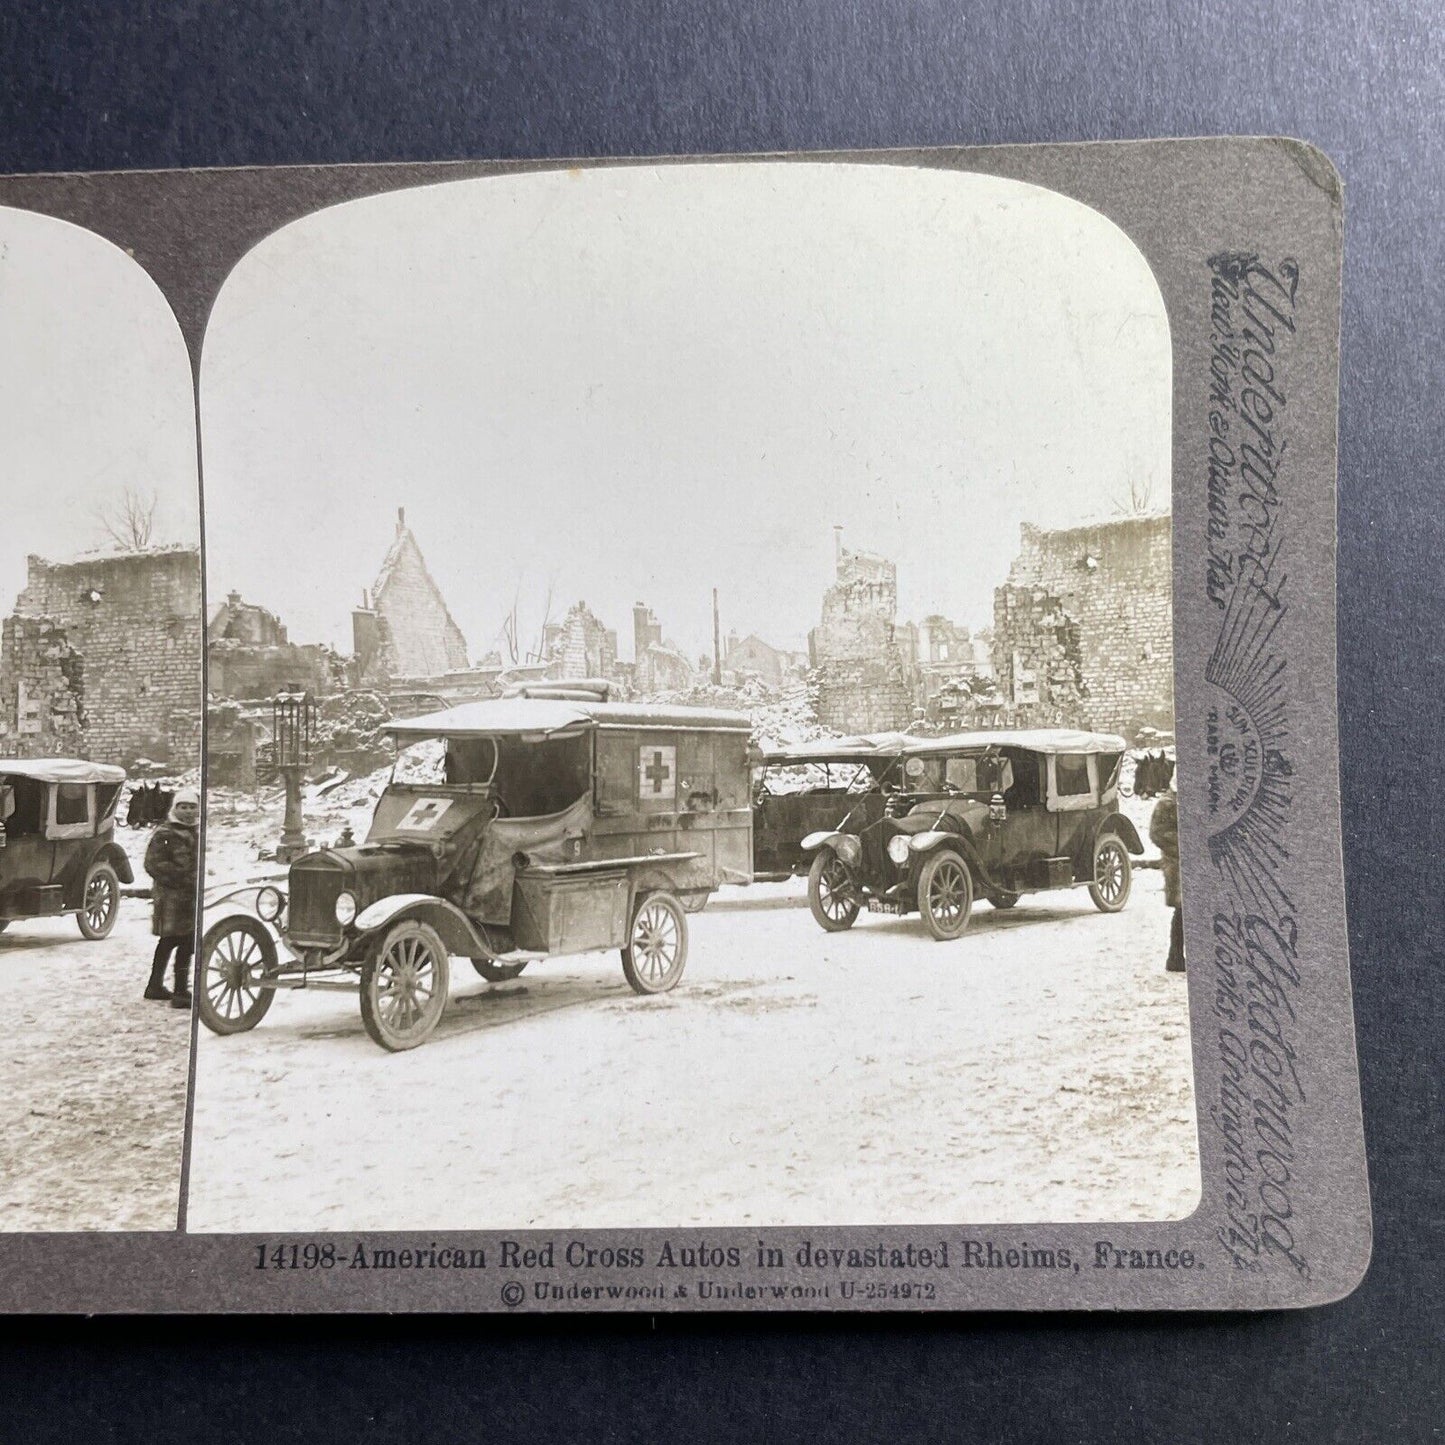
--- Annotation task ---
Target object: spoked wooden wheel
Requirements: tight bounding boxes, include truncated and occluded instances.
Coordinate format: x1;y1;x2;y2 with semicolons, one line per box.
360;920;451;1051
917;850;975;941
76;861;120;940
471;959;528;982
1088;836;1133;913
621;891;688;995
807;852;860;932
198;916;279;1035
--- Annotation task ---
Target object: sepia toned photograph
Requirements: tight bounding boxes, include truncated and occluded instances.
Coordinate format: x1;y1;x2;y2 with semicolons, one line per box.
0;205;201;1230
184;162;1200;1233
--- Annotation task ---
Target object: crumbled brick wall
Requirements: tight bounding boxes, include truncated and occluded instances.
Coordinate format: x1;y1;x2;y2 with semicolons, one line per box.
809;548;918;732
208;639;342;701
992;515;1173;736
0;548;202;766
550;603;617;680
636;643;695;693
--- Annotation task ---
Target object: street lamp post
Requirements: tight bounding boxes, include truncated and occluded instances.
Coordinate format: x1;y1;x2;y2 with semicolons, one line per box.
272;685;314;862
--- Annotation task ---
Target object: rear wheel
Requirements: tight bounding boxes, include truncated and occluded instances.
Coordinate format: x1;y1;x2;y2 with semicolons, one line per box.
198;916;278;1035
807;852;860;932
471;959;527;983
621;891;688;994
360;920;450;1051
918;850;975;941
1088;835;1133;913
77;861;120;940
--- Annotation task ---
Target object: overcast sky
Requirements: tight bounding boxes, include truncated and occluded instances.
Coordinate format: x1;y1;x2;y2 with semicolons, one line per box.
201;163;1170;662
0;206;198;611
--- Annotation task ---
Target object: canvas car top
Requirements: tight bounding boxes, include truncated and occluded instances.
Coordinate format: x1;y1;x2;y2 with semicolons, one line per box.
895;728;1128;757
0;758;127;785
757;732;912;764
383;698;753;740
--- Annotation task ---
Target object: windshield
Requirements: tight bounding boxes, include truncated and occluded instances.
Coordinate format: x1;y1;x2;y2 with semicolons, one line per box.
759;760;881;795
908;753;1014;796
393;732;590;819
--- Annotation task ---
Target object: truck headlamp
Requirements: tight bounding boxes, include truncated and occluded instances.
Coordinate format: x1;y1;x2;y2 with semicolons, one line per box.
334;891;357;926
887;835;913;866
256;885;285;923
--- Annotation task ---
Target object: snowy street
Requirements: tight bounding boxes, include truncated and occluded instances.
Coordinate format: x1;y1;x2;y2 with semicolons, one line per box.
187;822;1199;1232
0;826;190;1232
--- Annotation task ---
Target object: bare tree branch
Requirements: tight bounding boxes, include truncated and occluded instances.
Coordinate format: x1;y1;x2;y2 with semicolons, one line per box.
93;486;158;550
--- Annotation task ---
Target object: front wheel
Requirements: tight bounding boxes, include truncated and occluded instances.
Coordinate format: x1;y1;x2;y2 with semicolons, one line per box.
360;920;451;1051
621;891;688;995
918;850;975;941
77;861;120;940
198;916;279;1035
1088;835;1133;913
807;851;860;932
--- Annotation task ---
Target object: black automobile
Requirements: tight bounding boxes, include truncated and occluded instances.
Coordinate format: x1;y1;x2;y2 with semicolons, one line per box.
751;732;909;881
0;759;130;940
800;729;1143;940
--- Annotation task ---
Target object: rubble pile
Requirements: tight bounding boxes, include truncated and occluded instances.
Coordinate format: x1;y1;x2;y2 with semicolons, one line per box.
313;691;394;775
647;676;832;752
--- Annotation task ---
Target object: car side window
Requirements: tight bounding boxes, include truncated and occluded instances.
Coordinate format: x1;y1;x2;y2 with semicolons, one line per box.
1055;754;1092;796
55;783;90;826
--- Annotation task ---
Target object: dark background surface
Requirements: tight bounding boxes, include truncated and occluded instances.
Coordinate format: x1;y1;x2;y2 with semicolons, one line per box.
0;2;1438;1440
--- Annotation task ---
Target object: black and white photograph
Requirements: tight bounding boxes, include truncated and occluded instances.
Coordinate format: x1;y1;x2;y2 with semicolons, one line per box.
186;161;1199;1232
0;205;201;1230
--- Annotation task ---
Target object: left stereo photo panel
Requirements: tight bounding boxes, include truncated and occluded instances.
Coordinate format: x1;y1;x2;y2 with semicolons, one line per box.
0;206;201;1231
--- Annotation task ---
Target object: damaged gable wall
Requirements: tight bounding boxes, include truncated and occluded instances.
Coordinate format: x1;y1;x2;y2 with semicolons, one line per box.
355;515;469;684
993;515;1173;736
0;548;203;766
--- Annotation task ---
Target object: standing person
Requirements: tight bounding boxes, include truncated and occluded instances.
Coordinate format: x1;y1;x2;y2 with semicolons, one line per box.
144;787;200;1008
1149;782;1184;972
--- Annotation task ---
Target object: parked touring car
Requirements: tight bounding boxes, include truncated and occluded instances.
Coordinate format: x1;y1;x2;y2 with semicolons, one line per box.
199;691;754;1051
800;729;1143;940
0;759;130;939
751;732;910;881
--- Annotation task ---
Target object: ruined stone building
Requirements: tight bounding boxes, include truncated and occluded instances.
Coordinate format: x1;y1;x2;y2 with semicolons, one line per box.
808;541;918;733
992;514;1173;737
352;509;469;685
634;642;695;694
722;632;802;687
0;546;202;767
544;602;618;681
632;603;663;657
208;590;341;701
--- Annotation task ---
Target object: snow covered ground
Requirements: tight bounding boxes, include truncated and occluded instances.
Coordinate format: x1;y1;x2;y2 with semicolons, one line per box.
0;824;190;1232
189;790;1198;1232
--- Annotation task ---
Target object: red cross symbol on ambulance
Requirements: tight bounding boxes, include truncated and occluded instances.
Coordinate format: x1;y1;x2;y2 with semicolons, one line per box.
398;796;453;831
640;745;676;800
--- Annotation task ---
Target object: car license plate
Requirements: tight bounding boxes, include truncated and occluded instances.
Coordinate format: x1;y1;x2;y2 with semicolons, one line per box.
867;899;904;915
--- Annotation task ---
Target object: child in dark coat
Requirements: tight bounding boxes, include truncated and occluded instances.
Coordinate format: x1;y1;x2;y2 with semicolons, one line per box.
144;787;199;1007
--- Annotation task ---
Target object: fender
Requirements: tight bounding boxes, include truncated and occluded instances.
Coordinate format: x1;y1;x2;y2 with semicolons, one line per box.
353;893;493;961
908;827;1007;894
57;842;136;906
1094;813;1145;855
93;841;135;886
801;831;862;869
